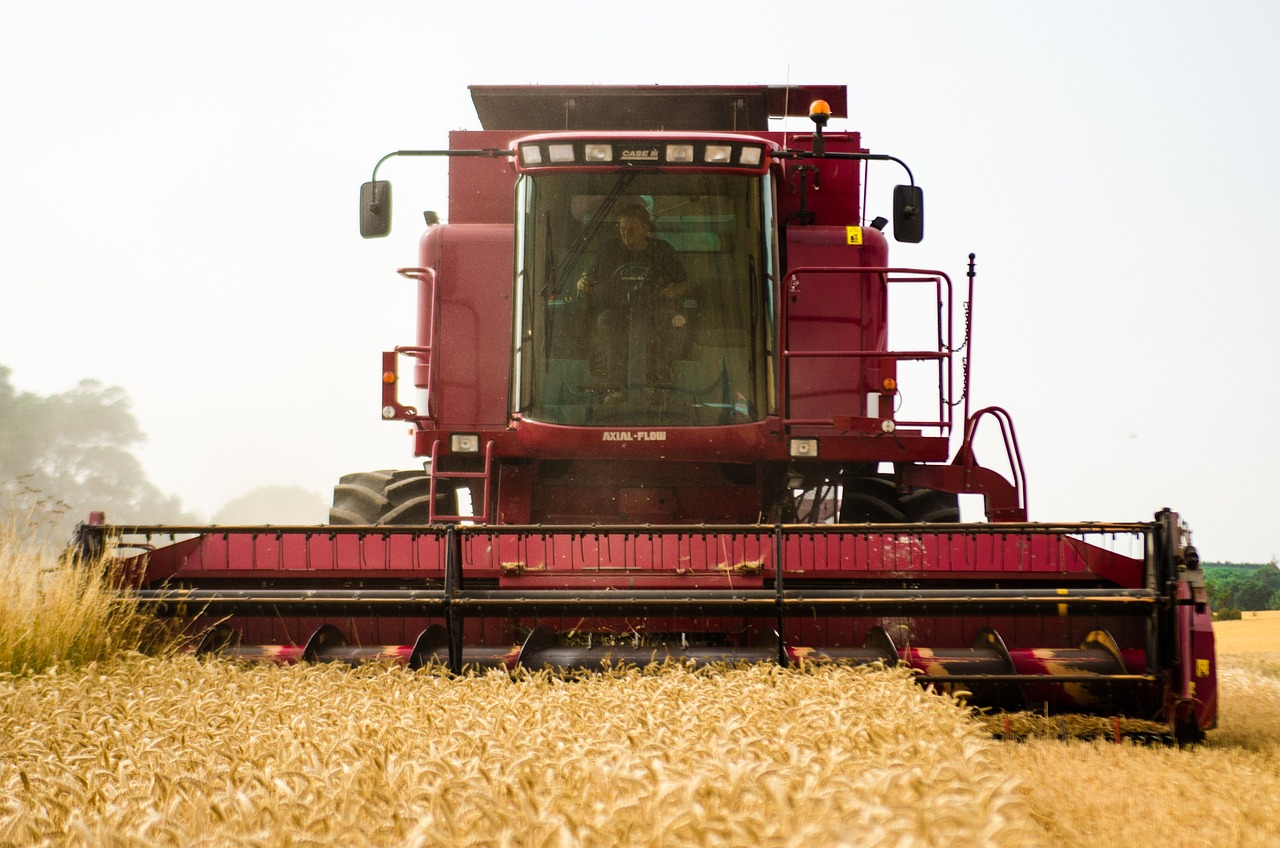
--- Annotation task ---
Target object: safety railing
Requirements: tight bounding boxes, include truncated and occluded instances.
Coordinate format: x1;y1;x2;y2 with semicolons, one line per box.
375;265;441;426
779;266;954;433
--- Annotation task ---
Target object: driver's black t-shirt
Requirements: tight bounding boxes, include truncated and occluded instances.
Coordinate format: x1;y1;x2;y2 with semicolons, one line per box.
587;237;686;310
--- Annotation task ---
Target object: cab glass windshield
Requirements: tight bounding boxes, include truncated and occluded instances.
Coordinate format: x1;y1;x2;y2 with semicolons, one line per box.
514;170;773;427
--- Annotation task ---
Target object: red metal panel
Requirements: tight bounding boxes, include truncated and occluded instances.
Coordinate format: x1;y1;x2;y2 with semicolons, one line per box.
134;530;449;584
469;529;775;580
771;131;864;224
132;525;1146;589
523;459;766;525
781;531;1108;578
418;223;514;429
783;228;888;425
496;463;535;523
447;131;518;224
1174;581;1219;731
512;419;775;460
451;526;1147;587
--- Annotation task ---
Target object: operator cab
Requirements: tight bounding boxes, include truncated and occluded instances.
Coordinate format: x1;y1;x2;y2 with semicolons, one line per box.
512;159;775;427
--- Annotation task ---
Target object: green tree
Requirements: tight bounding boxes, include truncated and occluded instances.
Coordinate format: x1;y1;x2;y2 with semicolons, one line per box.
1238;565;1280;611
1204;561;1280;612
0;365;195;542
1206;567;1247;611
1270;557;1280;611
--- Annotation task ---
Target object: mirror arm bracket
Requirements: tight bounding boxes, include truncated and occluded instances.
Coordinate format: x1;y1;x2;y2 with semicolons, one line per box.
371;148;515;183
774;149;915;187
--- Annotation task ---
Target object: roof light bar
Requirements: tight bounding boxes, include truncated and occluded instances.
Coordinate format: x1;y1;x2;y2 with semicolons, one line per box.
515;139;770;171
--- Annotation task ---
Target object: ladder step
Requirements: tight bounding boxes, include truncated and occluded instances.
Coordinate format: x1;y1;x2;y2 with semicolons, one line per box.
429;439;494;523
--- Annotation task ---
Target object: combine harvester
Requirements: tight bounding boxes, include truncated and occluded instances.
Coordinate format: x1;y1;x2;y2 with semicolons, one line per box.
81;85;1216;741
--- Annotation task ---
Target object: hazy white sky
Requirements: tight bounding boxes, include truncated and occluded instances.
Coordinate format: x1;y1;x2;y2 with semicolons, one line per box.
3;1;1277;562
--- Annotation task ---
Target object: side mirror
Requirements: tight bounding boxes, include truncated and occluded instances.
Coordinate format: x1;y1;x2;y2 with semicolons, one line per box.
360;180;392;238
892;185;924;244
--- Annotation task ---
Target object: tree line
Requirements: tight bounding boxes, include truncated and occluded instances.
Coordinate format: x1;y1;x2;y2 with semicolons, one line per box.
1203;560;1280;619
0;365;196;543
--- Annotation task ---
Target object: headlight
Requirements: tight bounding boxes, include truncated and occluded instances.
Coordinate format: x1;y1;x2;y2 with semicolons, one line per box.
666;144;695;163
704;145;733;163
451;434;481;453
789;438;819;458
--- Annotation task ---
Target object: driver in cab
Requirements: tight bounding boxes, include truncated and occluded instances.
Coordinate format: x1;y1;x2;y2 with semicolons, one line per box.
576;203;690;395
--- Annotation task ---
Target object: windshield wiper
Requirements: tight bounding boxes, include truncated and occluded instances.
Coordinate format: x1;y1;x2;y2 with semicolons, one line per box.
542;171;639;299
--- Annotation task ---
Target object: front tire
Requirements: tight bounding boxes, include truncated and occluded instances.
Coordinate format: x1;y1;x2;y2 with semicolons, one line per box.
837;474;961;524
329;470;394;524
328;469;451;525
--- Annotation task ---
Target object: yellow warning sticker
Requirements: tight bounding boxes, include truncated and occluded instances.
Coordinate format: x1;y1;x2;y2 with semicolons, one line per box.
846;226;863;245
1196;659;1211;677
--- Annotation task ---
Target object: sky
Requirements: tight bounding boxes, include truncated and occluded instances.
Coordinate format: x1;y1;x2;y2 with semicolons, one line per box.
2;1;1278;562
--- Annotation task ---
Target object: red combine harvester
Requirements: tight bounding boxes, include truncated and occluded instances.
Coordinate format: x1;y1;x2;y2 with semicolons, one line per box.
83;85;1216;740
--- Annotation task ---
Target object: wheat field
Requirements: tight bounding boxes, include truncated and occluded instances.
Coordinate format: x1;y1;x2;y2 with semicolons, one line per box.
2;536;1278;847
2;660;1050;847
991;622;1280;847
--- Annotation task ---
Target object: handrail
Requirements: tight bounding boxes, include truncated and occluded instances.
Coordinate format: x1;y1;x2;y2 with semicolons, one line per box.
956;406;1029;517
87;519;1159;537
428;439;495;523
779;265;953;433
396;266;440;424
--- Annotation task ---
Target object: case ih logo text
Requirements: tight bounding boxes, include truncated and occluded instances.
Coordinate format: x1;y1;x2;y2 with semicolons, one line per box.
603;430;667;442
620;147;660;162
